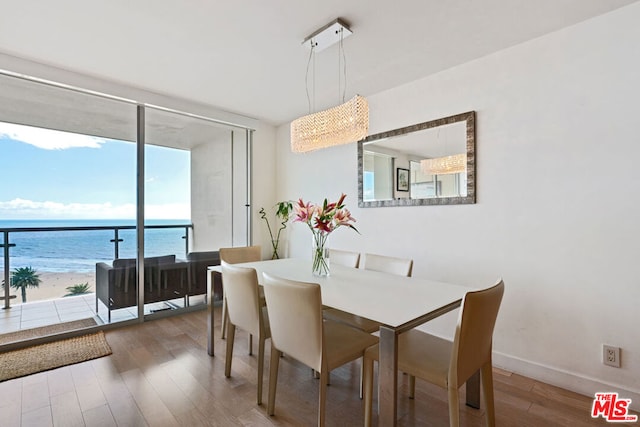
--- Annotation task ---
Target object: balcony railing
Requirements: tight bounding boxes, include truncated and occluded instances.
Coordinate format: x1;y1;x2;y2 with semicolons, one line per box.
1;223;193;309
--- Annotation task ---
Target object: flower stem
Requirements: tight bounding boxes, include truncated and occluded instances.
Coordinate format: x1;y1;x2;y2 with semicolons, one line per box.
312;231;329;276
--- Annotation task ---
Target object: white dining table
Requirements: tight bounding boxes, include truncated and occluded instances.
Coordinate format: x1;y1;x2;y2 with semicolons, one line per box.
207;258;476;426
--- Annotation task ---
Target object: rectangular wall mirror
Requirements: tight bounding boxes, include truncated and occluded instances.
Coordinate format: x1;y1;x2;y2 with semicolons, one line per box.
358;111;475;207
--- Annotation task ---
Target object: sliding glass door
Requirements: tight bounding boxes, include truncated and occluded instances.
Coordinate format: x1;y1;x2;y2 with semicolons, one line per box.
141;106;250;318
0;72;140;325
0;71;252;335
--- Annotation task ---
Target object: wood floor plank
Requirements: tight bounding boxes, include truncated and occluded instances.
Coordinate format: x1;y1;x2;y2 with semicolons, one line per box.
145;363;198;417
102;395;148;427
21;375;50;414
81;404;117;427
47;367;76;398
0;399;21;427
120;368;180;427
21;405;52;427
50;390;85;427
74;382;108;415
71;363;108;414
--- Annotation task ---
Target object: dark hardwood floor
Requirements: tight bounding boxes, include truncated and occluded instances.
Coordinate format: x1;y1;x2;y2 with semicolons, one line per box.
0;307;636;426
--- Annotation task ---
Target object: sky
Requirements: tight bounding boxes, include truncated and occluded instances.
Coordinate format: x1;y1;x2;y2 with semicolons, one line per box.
0;121;190;220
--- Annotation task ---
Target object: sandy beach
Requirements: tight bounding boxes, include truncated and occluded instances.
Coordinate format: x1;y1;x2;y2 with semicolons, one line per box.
1;271;96;304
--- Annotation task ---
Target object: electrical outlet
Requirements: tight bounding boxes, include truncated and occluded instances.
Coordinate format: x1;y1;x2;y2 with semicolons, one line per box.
603;345;621;368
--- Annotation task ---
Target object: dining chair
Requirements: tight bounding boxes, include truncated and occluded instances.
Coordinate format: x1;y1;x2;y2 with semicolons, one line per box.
361;252;413;277
362;279;505;427
262;272;379;427
221;261;270;405
219;245;262;341
328;248;360;269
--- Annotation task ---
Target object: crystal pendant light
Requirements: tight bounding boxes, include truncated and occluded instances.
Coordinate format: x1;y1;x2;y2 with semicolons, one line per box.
290;19;369;153
420;153;467;175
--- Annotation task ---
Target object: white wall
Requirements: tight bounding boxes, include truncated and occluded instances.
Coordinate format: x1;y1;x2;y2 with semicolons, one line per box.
275;3;640;408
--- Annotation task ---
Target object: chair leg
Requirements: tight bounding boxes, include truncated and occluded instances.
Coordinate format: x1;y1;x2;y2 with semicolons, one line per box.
224;323;236;378
447;385;460;427
481;362;496;426
221;298;229;339
363;356;374;427
408;374;416;399
249;334;253;355
257;336;265;405
267;343;281;416
359;359;364;399
319;370;328;427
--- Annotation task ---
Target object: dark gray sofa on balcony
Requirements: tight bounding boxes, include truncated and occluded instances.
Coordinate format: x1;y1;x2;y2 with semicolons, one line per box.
96;254;188;322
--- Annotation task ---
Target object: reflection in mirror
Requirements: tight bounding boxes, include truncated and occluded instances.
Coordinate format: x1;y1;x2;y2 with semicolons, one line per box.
358;111;475;207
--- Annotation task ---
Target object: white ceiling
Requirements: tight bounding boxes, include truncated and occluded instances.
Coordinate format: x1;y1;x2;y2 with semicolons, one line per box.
0;0;637;126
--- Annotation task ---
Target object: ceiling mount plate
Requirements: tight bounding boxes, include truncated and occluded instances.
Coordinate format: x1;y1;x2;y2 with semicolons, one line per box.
302;18;353;52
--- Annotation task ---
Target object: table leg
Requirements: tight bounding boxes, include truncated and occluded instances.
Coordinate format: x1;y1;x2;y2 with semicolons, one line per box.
465;370;480;408
207;270;214;356
378;326;398;426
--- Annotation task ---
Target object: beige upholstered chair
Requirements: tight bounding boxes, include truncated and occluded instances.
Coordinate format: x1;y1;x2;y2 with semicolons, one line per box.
361;252;413;277
363;280;505;427
262;273;379;427
328;248;360;269
219;245;262;265
222;261;270;405
219;245;262;340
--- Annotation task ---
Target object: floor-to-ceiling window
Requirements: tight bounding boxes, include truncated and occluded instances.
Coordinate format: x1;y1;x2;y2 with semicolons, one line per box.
0;71;251;336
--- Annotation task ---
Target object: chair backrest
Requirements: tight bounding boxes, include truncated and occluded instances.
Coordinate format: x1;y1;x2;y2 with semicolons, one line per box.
262;273;323;372
221;261;263;337
220;245;262;264
187;251;220;263
113;258;136;269
329;249;360;268
186;251;221;292
112;255;177;288
451;279;505;388
112;254;176;269
362;253;413;277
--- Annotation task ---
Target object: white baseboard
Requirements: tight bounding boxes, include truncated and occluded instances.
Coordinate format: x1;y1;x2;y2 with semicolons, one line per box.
493;351;640;412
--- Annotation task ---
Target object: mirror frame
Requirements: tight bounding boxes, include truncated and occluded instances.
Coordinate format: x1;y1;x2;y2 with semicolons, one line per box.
358;110;476;207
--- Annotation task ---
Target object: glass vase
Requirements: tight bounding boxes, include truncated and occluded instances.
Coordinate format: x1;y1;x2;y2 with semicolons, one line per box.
311;232;330;276
270;239;288;259
271;239;280;259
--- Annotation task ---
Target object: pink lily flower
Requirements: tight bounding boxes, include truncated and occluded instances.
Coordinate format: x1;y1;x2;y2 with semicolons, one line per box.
292;193;359;235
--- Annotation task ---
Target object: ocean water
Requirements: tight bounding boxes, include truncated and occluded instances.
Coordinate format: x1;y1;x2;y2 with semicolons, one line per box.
0;219;191;273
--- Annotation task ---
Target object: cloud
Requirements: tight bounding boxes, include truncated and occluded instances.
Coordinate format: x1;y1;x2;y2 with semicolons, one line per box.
0;122;107;150
0;198;189;220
